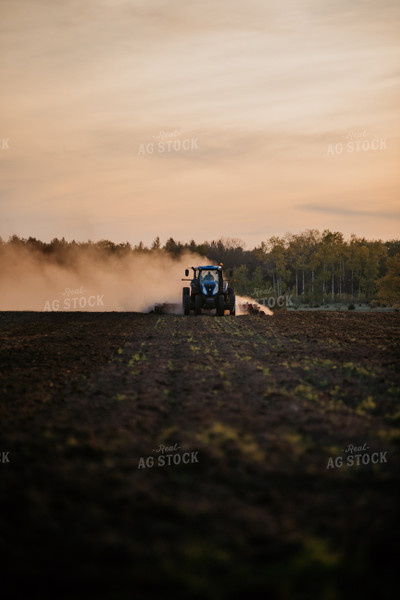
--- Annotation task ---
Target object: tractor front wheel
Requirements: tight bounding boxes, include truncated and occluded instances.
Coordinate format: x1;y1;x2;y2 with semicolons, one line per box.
195;294;202;315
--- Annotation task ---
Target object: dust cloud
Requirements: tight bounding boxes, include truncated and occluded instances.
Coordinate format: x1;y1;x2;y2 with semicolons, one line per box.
0;244;209;312
236;296;273;316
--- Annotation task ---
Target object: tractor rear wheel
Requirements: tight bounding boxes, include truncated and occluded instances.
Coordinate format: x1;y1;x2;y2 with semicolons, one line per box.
217;294;225;316
183;288;190;315
229;291;236;315
195;294;202;315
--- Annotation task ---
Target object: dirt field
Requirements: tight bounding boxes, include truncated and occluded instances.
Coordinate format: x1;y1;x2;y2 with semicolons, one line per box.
1;311;399;600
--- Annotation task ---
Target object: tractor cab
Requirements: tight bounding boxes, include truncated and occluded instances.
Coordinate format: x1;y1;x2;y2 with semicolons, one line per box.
198;266;223;297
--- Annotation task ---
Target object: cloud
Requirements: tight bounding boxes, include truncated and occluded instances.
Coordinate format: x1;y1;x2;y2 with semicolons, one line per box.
297;203;400;220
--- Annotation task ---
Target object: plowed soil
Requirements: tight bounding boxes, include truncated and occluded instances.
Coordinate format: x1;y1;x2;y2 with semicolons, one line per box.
1;311;399;600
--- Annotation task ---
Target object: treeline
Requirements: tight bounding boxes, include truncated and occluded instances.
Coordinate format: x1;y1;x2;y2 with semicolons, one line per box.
1;231;399;305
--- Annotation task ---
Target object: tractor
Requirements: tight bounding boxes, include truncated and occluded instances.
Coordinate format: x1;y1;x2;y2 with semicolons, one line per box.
182;264;235;316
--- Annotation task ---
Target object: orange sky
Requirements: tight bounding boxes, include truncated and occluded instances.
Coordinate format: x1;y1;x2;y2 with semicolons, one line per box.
0;0;399;248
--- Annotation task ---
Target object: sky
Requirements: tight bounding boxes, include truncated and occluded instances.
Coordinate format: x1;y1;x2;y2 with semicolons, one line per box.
0;0;399;248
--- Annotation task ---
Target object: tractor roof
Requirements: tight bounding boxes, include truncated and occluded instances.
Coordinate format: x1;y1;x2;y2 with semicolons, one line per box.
197;265;221;270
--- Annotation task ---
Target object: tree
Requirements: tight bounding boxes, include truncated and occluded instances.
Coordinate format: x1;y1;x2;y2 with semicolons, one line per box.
304;229;321;300
364;241;386;299
151;236;161;251
347;234;360;301
164;237;182;256
314;232;331;302
376;255;400;305
266;236;289;296
250;266;264;297
233;264;249;295
353;243;369;300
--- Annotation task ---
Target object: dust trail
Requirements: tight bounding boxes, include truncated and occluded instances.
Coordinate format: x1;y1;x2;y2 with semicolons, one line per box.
236;295;273;316
0;244;208;312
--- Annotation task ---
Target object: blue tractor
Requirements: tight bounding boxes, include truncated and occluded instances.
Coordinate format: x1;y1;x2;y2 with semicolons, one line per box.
182;264;235;316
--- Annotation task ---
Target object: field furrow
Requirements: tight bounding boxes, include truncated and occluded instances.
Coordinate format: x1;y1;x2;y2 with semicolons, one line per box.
0;311;399;600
